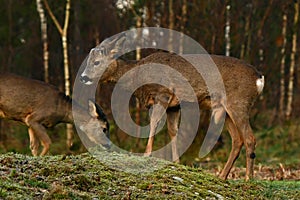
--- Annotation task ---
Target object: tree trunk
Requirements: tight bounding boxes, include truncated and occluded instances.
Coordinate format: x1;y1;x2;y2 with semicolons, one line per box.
135;11;142;146
127;1;144;146
36;0;49;83
225;0;231;56
257;0;274;67
245;13;252;62
286;0;299;120
7;0;13;69
279;13;287;120
43;0;73;149
168;0;174;52
240;3;253;60
135;15;142;60
128;1;142;59
179;0;187;54
62;0;73;149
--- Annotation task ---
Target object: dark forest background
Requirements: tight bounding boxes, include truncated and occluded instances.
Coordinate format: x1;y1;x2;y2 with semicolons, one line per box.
0;0;299;167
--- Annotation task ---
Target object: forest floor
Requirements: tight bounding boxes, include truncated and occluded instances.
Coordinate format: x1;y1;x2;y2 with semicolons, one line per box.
0;151;299;200
0;119;299;199
200;161;300;181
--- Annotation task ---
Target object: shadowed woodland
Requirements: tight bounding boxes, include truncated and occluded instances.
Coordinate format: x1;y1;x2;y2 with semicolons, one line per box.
0;0;300;180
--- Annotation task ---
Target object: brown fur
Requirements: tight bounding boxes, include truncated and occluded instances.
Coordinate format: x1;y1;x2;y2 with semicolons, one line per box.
0;73;109;156
82;52;264;180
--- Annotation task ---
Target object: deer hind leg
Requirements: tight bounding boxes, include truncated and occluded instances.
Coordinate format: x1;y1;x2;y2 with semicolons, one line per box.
28;128;40;156
219;116;243;180
167;108;180;163
144;102;167;156
221;107;256;181
240;119;256;181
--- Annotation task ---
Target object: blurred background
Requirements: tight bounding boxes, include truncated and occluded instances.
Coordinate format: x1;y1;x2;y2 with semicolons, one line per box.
0;0;299;169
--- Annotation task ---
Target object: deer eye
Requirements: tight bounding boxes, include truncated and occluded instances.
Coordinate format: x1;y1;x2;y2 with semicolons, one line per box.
94;61;100;66
103;128;107;133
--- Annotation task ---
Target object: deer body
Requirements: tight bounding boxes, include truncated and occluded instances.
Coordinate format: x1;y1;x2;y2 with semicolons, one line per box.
0;73;109;156
81;51;264;180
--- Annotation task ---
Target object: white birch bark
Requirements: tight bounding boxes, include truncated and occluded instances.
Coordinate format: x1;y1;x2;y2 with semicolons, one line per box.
225;1;231;56
257;0;274;67
168;0;174;52
286;1;299;120
43;0;73;148
179;0;187;54
279;13;287;119
36;0;49;83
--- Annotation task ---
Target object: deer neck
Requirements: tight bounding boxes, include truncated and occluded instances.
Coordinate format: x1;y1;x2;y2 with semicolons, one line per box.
106;59;138;83
63;99;89;124
60;96;74;124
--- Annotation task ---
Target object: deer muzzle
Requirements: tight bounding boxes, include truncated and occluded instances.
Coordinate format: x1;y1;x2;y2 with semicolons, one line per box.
80;75;94;85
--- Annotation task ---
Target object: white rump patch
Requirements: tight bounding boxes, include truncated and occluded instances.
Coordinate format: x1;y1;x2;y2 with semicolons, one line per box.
256;76;265;94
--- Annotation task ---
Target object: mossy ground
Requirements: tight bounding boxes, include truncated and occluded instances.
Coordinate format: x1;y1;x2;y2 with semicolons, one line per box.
0;117;300;199
0;151;299;199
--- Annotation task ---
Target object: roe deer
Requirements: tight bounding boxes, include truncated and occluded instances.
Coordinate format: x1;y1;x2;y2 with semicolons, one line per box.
80;49;264;181
0;73;109;156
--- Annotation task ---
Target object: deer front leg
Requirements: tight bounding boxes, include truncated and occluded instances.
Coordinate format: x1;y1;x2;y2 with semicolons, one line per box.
144;103;167;156
28;128;40;156
166;108;180;163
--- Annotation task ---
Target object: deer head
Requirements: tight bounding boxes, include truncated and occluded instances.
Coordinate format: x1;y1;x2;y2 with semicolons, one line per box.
80;34;127;85
78;100;110;148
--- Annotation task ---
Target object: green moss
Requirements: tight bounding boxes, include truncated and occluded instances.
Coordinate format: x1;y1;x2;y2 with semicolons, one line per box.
0;152;299;199
24;178;49;189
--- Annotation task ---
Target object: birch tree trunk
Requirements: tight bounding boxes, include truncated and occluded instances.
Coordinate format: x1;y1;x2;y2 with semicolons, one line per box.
43;0;73;149
128;1;143;145
62;0;73;148
279;12;287;120
256;0;274;67
240;3;252;60
135;11;142;146
286;0;299;120
36;0;49;83
128;1;142;59
7;0;13;69
245;9;252;61
168;0;174;52
135;12;142;60
225;0;231;56
179;0;187;54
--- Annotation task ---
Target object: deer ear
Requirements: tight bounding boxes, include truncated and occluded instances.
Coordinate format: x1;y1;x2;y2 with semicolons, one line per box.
109;35;127;59
88;100;99;118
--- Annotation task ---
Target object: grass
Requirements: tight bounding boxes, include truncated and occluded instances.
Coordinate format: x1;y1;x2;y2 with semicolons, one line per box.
257;181;300;199
0;151;299;199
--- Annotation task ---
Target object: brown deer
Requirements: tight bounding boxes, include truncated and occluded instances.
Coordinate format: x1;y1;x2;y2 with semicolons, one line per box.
80;49;264;181
0;73;109;156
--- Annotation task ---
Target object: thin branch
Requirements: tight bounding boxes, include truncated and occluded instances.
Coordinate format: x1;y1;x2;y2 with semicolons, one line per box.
63;0;71;34
43;0;63;35
257;0;274;39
